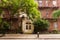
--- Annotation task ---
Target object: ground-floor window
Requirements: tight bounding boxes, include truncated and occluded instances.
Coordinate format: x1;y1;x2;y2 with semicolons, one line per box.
54;22;58;29
26;23;31;30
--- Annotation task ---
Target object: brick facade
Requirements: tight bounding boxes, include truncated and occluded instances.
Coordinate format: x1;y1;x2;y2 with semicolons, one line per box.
36;0;60;31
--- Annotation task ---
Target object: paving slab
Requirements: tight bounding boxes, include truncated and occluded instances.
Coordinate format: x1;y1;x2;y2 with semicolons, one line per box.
0;34;60;40
0;34;60;38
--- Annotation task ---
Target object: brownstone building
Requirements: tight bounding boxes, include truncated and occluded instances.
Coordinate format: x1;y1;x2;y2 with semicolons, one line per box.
36;0;60;31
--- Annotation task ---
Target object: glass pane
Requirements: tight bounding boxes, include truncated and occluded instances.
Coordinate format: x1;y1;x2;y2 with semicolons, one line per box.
46;0;48;6
52;0;57;6
38;0;42;6
46;9;49;17
26;25;28;30
29;25;31;30
46;13;48;17
54;22;58;29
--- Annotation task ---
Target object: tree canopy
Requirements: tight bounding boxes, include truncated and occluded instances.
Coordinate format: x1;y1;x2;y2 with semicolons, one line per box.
53;10;60;19
18;0;41;20
0;0;41;20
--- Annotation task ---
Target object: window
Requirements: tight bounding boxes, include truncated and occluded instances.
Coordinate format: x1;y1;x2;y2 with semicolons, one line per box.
26;23;31;30
29;25;31;29
46;12;49;17
52;0;57;6
38;0;42;6
26;25;28;30
46;0;48;6
54;22;58;29
46;9;49;17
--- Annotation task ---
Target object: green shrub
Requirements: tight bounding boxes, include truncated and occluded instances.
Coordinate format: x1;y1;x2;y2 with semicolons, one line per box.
52;30;59;34
33;19;49;33
0;20;10;34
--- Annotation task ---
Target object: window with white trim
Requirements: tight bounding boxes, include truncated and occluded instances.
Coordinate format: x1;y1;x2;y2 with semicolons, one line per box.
38;0;42;6
46;0;48;6
26;23;31;30
54;22;58;29
52;0;57;6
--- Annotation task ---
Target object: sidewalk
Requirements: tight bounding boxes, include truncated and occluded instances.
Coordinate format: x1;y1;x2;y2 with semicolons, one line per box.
0;34;37;39
0;34;60;39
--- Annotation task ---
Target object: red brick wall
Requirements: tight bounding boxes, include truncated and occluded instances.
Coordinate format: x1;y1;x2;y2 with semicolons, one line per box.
57;19;60;31
38;0;60;31
48;20;54;31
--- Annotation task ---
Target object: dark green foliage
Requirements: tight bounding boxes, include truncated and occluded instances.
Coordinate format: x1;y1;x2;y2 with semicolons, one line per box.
0;17;10;32
2;21;10;30
53;10;60;19
0;17;2;24
0;17;10;34
33;19;49;33
0;9;2;14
